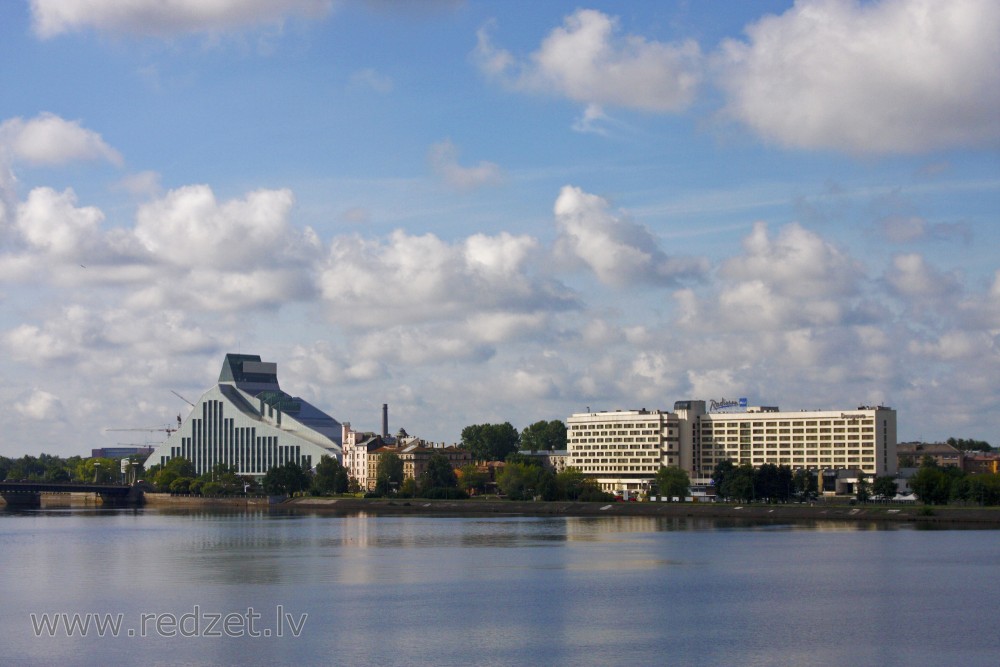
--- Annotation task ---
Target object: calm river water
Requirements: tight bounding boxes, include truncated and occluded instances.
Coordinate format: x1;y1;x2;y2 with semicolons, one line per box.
1;508;998;667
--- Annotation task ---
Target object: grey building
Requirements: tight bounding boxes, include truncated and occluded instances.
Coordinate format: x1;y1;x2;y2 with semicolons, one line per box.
144;354;342;477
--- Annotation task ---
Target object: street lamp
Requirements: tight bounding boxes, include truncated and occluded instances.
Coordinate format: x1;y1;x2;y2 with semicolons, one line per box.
93;461;101;483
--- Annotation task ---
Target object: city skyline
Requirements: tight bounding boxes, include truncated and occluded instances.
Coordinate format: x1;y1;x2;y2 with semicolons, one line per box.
1;0;998;457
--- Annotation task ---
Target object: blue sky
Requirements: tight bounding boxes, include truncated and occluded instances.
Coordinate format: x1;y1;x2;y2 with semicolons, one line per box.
1;0;998;456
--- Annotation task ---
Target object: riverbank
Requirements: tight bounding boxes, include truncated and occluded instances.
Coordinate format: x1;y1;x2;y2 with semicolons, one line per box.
19;493;997;526
283;496;1000;526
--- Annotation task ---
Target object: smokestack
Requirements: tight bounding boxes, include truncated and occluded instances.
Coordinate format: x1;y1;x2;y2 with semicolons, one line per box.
382;403;388;439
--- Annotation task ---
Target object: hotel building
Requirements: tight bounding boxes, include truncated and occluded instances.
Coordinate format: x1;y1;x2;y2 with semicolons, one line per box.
567;400;897;494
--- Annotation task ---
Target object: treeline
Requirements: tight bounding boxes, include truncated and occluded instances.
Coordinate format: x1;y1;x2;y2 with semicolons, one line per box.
0;454;142;484
710;461;896;503
910;459;1000;506
946;437;993;452
145;456;351;497
458;420;567;461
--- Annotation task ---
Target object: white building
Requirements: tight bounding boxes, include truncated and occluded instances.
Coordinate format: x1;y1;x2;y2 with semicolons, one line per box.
144;354;342;477
567;400;897;494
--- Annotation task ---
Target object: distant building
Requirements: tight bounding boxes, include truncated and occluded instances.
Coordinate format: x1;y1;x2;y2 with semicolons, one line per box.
517;449;569;473
897;442;964;469
144;354;342;477
92;446;154;460
963;453;1000;475
568;401;897;494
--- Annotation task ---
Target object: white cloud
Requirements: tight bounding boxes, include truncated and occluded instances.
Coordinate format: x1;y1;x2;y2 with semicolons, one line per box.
475;8;701;112
30;0;335;38
15;187;104;258
0;113;122;166
15;389;63;420
428;140;503;190
885;253;962;300
722;222;860;298
718;0;1000;153
134;185;317;270
318;229;575;327
553;185;707;287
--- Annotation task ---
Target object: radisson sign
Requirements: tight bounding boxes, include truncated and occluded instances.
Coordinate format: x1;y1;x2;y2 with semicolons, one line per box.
709;397;748;412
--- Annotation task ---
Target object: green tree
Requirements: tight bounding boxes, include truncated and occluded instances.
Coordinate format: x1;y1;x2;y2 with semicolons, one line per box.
496;461;549;500
910;466;951;505
374;452;404;496
855;472;871;502
421;452;458;491
793;469;818;499
711;460;735;497
872;475;897;500
262;461;311;496
458;464;489;495
460;422;521;462
152;457;195;491
721;463;756;502
653;465;690;500
76;457;119;484
520;420;567;452
312;455;349;495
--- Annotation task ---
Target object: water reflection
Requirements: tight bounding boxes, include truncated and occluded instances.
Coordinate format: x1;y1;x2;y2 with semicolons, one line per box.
2;508;999;667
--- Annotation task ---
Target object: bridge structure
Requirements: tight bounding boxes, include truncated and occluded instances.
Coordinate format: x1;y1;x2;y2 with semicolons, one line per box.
0;481;144;508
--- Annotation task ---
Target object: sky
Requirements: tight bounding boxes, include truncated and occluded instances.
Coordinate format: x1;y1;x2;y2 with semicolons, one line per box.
1;0;998;458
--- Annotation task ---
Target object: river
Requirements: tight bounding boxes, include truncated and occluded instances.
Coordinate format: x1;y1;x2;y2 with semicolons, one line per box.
1;508;997;666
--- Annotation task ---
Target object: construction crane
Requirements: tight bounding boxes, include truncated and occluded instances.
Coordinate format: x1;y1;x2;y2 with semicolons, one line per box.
171;390;195;407
105;426;177;435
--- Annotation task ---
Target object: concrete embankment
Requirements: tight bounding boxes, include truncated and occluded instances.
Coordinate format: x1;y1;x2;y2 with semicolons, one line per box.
282;497;1000;527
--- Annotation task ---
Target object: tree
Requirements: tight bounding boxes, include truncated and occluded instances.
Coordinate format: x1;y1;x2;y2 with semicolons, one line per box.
152;457;195;491
262;461;311;496
793;469;818;499
855;472;870;502
457;464;489;495
496;462;549;500
910;465;951;505
460;423;521;462
312;455;349;495
872;475;897;500
711;460;735;497
520;420;567;452
721;463;756;502
653;465;690;500
421;452;458;491
374;452;404;496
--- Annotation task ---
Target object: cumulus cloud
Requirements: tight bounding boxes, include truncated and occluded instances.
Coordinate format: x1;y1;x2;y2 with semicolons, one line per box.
718;0;1000;153
553;185;707;287
475;8;701;113
134;185;317;269
30;0;335;38
15;187;104;258
885;253;962;300
0;113;122;166
318;229;576;327
677;222;865;332
428;140;503;190
15;389;63;420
